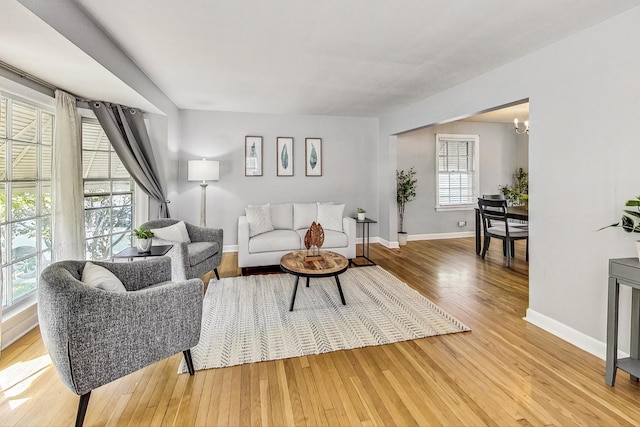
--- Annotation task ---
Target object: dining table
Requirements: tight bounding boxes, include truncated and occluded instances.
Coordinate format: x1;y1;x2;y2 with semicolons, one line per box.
474;205;529;254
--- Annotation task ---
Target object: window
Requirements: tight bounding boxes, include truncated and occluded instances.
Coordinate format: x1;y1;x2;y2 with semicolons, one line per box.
82;118;134;260
436;134;479;210
0;92;53;311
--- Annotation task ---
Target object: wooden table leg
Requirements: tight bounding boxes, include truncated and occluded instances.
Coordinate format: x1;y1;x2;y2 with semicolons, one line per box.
289;276;300;311
334;275;346;305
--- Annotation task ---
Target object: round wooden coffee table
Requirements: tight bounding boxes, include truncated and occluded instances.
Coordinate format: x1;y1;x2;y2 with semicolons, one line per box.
280;250;349;311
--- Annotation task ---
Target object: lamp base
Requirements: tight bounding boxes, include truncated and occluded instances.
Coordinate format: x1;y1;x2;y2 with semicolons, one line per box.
200;183;208;227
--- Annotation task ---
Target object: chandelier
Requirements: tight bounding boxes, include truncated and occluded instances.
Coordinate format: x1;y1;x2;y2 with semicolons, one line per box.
514;118;529;135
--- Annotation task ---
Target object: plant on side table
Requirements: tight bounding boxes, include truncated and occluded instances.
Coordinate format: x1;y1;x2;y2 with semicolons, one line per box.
396;167;417;246
357;208;366;221
134;226;154;253
601;195;640;259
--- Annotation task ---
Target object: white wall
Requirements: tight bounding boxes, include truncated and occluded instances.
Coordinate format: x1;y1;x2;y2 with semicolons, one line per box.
178;110;379;248
397;121;520;235
378;5;640;356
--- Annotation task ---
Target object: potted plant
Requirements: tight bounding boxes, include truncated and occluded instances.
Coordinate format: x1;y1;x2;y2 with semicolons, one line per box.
499;168;529;207
357;208;366;221
134;226;154;253
601;195;640;259
396;167;417;246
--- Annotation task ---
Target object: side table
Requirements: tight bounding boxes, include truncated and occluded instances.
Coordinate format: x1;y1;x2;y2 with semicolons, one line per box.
350;217;376;267
112;244;173;261
606;257;640;386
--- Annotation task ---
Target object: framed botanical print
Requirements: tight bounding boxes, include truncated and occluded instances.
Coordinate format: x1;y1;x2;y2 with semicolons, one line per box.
245;136;263;176
305;138;322;176
277;137;294;176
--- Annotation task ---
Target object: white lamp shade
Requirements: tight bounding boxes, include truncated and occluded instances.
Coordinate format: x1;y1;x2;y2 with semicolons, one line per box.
188;159;219;181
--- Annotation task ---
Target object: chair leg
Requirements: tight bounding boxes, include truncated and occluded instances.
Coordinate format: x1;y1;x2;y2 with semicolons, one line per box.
502;240;507;256
481;236;491;259
526;238;529;262
505;239;511;267
213;268;220;280
76;391;91;427
183;350;195;375
510;240;515;257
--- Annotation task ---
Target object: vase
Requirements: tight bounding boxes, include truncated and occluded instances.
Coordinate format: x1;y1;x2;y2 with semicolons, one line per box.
398;232;408;246
358;212;366;221
137;238;152;253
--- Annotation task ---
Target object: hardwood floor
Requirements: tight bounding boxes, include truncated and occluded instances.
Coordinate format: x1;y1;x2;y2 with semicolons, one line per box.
2;238;640;426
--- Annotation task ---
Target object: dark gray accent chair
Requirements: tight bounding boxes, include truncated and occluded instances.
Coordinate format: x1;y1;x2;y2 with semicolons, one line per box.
140;219;223;281
39;257;203;427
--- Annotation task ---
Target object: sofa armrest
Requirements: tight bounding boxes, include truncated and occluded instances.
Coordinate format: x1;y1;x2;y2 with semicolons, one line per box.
238;216;250;267
342;217;356;259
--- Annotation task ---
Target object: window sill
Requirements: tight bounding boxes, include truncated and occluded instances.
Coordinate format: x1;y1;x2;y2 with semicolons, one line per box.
435;205;476;212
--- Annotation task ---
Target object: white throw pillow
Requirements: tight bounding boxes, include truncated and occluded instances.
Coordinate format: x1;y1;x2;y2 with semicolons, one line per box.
81;262;127;292
293;203;318;230
317;202;345;232
150;221;191;243
246;203;274;237
270;203;293;230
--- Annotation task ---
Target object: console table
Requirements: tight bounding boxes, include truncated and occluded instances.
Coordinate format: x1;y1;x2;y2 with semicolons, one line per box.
606;257;640;386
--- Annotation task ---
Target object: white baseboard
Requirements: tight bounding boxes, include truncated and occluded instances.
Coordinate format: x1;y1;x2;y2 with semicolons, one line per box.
223;245;238;253
524;308;616;360
409;231;475;240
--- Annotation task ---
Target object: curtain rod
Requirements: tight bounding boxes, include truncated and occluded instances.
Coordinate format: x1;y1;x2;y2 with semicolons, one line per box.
0;61;147;113
0;60;57;97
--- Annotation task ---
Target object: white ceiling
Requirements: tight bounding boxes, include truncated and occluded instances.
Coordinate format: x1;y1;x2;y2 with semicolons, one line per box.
3;1;640;117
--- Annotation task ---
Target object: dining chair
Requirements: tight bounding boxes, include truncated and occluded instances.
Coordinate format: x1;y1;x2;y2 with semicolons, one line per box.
478;198;529;267
482;194;528;229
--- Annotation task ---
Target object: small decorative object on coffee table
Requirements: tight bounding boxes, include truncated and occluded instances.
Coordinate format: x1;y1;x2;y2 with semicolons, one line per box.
280;250;349;311
304;221;325;261
134;226;154;253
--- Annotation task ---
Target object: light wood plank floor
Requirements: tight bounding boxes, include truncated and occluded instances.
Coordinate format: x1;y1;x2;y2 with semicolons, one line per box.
2;238;640;426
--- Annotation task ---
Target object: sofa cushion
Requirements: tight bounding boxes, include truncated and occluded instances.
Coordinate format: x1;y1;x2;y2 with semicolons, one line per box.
246;203;274;237
317;203;344;232
249;230;301;253
293;202;318;230
188;241;220;267
150;220;191;243
294;229;348;249
81;262;126;292
271;203;293;230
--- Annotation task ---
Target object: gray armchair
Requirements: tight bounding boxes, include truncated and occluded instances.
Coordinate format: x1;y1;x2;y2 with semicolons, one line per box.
39;257;203;427
140;219;223;281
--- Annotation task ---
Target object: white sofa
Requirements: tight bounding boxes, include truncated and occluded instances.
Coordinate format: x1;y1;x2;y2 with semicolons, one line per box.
238;202;356;273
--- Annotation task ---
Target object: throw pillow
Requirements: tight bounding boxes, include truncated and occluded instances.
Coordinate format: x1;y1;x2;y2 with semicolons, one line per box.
317;202;345;232
293;202;318;230
150;221;191;243
81;262;127;292
246;203;274;237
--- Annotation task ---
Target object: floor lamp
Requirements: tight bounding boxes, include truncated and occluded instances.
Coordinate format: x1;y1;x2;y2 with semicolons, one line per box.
188;159;219;227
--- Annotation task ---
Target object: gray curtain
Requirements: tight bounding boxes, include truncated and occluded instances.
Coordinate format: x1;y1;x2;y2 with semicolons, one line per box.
90;102;170;218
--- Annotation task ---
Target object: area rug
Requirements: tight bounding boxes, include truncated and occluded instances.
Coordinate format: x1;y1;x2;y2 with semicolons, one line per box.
178;266;470;372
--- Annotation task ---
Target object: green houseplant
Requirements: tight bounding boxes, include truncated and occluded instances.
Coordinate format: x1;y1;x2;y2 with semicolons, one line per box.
396;167;417;246
357;207;366;221
601;195;640;259
500;168;529;207
134;226;154;252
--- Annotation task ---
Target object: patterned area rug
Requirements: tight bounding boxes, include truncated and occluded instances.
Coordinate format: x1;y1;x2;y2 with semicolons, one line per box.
178;266;470;372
